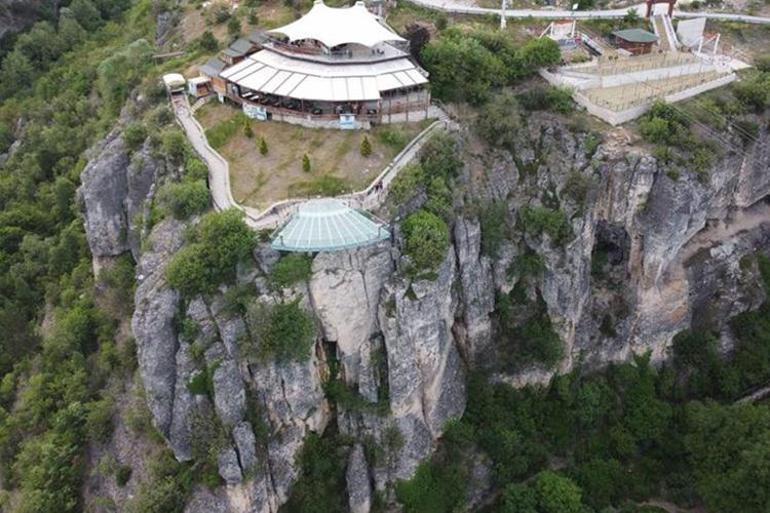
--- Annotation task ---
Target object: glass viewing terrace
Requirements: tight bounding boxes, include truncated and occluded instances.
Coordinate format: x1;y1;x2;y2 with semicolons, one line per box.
271;199;390;252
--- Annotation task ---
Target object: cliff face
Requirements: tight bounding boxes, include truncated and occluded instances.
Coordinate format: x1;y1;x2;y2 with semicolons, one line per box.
0;0;58;44
79;113;770;512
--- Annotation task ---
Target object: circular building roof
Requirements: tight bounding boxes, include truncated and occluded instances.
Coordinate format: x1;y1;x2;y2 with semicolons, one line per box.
271;198;390;252
268;0;405;49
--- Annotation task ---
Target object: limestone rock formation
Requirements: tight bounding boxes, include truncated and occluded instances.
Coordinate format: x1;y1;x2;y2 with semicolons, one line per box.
346;444;372;513
79;133;162;260
76;109;770;513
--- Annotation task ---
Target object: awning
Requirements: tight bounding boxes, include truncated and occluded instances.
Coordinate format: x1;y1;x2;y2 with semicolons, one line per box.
225;50;428;102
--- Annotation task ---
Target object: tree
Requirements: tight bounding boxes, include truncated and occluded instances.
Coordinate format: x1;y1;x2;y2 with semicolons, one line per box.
516;37;561;72
402;209;450;272
123;123;147;151
259;137;268;155
360;136;372;157
197;30;218;52
622;8;641;27
500;483;538;513
227;15;241;37
0;50;35;99
68;0;103;31
686;402;770;513
58;16;86;49
475;92;522;150
166;210;256;296
162;130;188;164
302;153;311;173
419;132;461;181
422;31;505;104
165;243;210;296
534;471;584;513
243;121;254;138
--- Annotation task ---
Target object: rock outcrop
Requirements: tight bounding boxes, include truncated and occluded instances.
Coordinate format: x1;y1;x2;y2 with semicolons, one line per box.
79;134;163;261
76;109;770;513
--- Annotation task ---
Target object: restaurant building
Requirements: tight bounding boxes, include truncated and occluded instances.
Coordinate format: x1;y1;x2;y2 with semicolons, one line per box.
214;0;430;129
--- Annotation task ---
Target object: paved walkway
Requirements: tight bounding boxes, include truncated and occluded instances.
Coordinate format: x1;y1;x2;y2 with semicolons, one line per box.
405;0;770;24
172;94;449;230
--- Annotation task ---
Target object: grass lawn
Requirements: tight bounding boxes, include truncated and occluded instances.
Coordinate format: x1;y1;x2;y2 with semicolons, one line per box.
196;102;427;209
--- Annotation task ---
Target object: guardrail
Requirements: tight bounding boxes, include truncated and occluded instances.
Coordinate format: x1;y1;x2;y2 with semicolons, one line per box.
401;0;770;24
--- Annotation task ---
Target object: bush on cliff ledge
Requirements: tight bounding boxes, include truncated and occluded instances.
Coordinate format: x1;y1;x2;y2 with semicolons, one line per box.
166;209;256;296
402;209;450;273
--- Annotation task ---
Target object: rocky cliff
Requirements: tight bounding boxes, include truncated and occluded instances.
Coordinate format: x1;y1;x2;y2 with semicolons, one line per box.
0;0;56;43
78;111;770;512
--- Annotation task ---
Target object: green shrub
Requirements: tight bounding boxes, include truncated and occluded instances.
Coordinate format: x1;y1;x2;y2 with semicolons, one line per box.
733;71;770;112
419;132;461;181
519;206;571;244
205;113;249;149
377;127;408;149
160;180;210;219
165;243;210;296
402;210;450;272
389;163;425;204
282;432;348;513
166;210;256;296
475;92;522;150
562;172;591;208
422;30;560;105
185;156;209;181
302;153;311;173
227;16;241;37
270;254;313;288
124;123;147;151
86;397;115;444
480;202;509;257
197;30;218;52
116;464;132;487
161;130;188;164
244;300;316;362
186;366;216;397
518;86;574;114
396;460;467;513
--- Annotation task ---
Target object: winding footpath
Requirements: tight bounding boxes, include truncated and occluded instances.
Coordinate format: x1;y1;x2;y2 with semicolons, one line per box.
405;0;770;24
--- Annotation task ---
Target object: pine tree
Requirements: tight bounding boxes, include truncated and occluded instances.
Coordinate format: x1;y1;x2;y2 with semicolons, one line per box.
360;136;372;157
302;154;311;173
259;137;268;155
243;121;254;139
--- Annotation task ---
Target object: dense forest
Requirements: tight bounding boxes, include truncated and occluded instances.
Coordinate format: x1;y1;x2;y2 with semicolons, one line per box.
0;1;769;513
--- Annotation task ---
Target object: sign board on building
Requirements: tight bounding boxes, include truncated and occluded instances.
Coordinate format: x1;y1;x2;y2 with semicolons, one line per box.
243;103;267;121
339;114;356;130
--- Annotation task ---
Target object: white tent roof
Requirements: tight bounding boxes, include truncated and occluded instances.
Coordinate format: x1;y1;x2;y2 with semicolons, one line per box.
221;50;428;102
268;0;405;49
